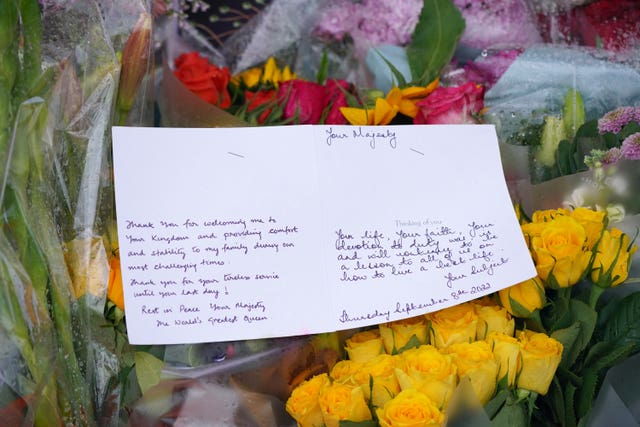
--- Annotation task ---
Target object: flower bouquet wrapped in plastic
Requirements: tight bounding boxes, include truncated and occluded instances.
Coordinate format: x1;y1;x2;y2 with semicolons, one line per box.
0;1;153;425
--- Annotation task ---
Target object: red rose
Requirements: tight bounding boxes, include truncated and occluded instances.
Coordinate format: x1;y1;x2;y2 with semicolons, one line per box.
245;89;278;124
536;0;640;52
324;79;352;125
413;82;484;125
278;80;326;124
174;52;232;108
573;0;640;51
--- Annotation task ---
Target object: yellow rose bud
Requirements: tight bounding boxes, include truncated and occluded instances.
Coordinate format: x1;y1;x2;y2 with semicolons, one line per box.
591;228;638;287
426;302;478;349
319;382;372;427
517;331;563;395
498;276;546;318
233;66;262;88
286;373;330;427
472;300;515;340
345;329;384;363
376;389;445;427
395;345;457;409
445;341;499;405
330;359;363;387
531;208;570;223
354;354;401;408
379;315;428;354
486;332;521;388
524;216;592;288
107;254;125;310
570;207;606;249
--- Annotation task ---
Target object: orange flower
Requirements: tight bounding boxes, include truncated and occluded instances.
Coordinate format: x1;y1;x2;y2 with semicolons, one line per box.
107;254;125;310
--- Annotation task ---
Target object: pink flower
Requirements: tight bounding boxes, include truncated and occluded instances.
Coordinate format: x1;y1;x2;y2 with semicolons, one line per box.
603;147;623;165
413;82;485;124
314;0;423;57
620;132;640;160
598;106;636;134
324;79;352;125
278;80;326;124
462;49;522;89
453;0;542;49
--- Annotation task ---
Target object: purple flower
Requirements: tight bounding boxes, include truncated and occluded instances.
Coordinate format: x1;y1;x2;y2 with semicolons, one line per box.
314;0;423;57
620;132;640;160
453;0;542;49
598;106;636;134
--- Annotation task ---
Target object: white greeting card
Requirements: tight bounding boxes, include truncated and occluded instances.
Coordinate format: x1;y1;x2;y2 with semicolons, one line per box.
112;125;535;344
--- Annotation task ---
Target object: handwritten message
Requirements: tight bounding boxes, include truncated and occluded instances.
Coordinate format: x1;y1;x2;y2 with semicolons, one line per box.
112;125;536;344
122;214;302;330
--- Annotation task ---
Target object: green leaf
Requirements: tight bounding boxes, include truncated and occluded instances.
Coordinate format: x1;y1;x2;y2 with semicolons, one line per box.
551;322;582;369
134;351;165;395
316;48;329;84
568;300;598;357
490;399;529;427
394;334;422;354
371;49;407;88
406;0;464;86
564;383;578;427
618;121;640;140
576;368;599;419
484;388;509;419
556;139;574;175
601;291;640;351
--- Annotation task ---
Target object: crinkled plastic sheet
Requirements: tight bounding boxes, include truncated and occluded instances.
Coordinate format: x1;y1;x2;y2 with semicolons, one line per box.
485;44;640;141
0;0;153;425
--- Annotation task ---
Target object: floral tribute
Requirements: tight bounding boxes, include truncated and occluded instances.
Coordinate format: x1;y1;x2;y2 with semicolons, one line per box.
284;205;638;426
1;0;639;425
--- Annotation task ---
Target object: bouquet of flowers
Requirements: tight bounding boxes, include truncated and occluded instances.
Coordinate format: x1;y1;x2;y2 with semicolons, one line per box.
284;205;639;426
0;1;154;425
2;0;640;425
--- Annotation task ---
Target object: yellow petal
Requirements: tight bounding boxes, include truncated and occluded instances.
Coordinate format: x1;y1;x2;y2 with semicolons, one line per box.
261;56;277;83
401;79;440;99
341;107;375;125
374;97;398;125
398;99;419;118
385;87;403;106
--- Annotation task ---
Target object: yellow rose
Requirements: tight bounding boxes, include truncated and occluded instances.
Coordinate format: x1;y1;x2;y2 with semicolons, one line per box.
395;345;457;409
472;300;515;340
345;329;384;363
531;208;570;223
232;66;262;87
330;359;363;387
379;315;428;354
354;354;401;408
426;302;478;349
498;276;546;318
376;389;445;427
524;216;592;288
591;228;638;287
286;373;330;427
486;332;521;388
517;330;563;395
445;341;499;405
570;207;607;250
318;382;372;427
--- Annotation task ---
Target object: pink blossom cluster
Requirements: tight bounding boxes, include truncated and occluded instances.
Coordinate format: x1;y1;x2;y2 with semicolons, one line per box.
313;0;423;54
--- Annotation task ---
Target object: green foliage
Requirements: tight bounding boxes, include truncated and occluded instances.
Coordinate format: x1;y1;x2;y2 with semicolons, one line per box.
134;351;165;395
407;0;465;86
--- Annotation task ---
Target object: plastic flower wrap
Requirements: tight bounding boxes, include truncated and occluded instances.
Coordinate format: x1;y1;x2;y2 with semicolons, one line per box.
0;1;154;424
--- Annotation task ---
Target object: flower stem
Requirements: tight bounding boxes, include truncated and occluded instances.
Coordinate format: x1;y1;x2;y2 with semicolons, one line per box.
588;285;606;309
